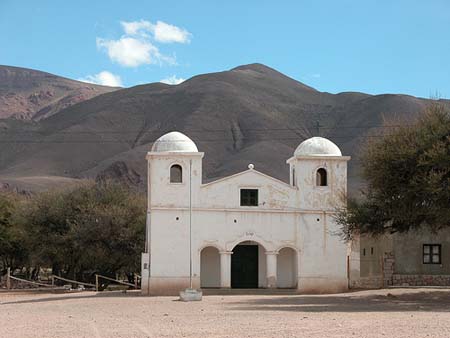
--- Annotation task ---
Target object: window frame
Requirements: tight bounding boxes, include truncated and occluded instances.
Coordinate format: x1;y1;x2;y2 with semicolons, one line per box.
240;188;259;207
169;164;183;184
423;244;442;265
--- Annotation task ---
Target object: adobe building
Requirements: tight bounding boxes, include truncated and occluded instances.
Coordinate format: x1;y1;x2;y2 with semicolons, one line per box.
357;230;450;288
141;131;357;295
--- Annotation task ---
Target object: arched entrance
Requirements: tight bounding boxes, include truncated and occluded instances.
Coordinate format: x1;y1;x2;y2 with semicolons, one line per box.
200;246;220;288
231;241;266;288
276;247;298;288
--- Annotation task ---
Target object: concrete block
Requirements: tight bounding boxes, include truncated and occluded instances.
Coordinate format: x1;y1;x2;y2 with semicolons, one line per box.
179;288;202;302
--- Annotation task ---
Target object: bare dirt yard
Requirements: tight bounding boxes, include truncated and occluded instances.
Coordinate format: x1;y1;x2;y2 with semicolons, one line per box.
1;288;450;338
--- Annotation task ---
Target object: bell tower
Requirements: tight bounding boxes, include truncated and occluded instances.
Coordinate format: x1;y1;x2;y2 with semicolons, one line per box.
287;137;350;210
141;131;204;295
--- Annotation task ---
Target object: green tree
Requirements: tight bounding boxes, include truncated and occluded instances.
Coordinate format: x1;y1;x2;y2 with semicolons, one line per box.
337;104;450;240
20;182;145;280
0;192;29;273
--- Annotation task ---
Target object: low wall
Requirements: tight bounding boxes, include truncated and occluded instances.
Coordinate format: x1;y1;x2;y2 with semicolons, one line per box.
350;276;383;289
392;274;450;286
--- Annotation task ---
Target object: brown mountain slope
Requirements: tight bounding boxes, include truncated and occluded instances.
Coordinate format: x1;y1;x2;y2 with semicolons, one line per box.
0;65;119;120
0;63;447;193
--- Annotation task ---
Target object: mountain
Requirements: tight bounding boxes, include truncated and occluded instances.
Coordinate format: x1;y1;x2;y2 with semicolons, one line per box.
0;63;446;194
0;65;118;120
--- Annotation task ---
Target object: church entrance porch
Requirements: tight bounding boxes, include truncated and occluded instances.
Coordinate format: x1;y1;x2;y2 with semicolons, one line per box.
231;245;259;288
199;240;300;291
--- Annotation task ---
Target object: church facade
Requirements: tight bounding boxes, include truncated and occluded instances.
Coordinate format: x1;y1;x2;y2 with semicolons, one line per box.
141;131;354;295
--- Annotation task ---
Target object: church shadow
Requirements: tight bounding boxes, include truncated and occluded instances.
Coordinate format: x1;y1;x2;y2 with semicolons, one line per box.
228;290;450;313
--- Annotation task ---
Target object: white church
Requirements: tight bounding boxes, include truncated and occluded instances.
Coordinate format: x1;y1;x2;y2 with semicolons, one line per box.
141;131;356;295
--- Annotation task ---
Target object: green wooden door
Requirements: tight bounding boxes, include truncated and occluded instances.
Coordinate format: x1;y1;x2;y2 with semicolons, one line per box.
231;245;258;288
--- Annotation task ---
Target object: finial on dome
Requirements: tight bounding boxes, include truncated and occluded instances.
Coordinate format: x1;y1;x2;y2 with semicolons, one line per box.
248;164;255;170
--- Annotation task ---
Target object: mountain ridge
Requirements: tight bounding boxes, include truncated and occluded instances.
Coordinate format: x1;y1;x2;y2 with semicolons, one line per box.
0;65;119;120
0;63;447;193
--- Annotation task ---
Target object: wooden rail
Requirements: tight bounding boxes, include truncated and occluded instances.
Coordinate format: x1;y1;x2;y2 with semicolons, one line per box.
95;274;138;291
8;275;53;288
51;275;96;288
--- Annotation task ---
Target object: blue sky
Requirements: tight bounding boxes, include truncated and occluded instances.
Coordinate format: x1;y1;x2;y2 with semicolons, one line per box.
1;0;449;98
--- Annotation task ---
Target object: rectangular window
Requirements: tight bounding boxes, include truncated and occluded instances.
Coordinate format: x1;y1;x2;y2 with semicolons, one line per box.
240;189;258;207
423;244;441;264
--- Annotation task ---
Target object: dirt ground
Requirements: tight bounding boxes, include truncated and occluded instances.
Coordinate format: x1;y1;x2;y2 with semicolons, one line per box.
1;288;450;338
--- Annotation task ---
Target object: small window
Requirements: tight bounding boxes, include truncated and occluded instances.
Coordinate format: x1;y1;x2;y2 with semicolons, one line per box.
371;247;374;255
170;164;182;183
292;168;296;187
363;248;366;256
316;168;327;186
423;244;441;264
240;189;258;206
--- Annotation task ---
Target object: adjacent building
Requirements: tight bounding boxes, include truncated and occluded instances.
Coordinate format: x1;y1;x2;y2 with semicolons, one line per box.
358;229;450;288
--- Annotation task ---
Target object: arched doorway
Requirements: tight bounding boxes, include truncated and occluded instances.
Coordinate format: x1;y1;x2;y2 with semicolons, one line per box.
277;247;298;288
200;246;220;288
231;241;266;288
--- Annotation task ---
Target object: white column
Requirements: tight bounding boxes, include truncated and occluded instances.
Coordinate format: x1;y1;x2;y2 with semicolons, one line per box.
266;251;278;288
219;251;232;288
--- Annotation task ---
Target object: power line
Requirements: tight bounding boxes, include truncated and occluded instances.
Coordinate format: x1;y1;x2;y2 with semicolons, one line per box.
0;124;416;135
0;134;403;144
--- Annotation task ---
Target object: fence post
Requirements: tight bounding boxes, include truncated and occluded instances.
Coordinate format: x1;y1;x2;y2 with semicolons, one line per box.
6;267;11;290
51;275;55;287
95;274;99;292
134;274;138;289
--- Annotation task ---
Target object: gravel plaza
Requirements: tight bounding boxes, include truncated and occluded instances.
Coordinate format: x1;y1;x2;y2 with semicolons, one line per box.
1;288;450;338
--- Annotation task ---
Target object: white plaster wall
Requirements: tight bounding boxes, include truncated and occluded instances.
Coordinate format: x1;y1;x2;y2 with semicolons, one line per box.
199;170;298;210
149;208;348;291
200;247;220;287
297;212;348;291
150;210;191;278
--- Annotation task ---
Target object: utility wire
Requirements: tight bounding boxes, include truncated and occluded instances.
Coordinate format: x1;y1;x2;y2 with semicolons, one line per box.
0;124;416;135
0;135;404;144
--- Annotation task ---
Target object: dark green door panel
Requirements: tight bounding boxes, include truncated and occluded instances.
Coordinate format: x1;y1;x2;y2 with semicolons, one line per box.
231;245;258;288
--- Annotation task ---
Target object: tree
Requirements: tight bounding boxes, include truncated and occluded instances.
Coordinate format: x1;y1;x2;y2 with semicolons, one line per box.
337;104;450;240
0;192;29;273
20;182;145;280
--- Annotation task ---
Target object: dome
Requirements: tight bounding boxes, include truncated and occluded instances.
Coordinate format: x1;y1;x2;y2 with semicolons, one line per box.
151;131;198;152
294;137;342;156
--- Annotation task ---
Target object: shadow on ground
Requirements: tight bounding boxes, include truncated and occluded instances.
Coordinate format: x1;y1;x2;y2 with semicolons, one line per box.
228;291;450;313
0;290;143;305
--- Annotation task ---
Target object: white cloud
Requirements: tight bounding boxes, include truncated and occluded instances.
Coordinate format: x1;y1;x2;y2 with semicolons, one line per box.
121;20;153;36
120;19;191;44
97;19;190;68
96;37;175;67
78;71;123;87
152;21;191;44
160;75;185;85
